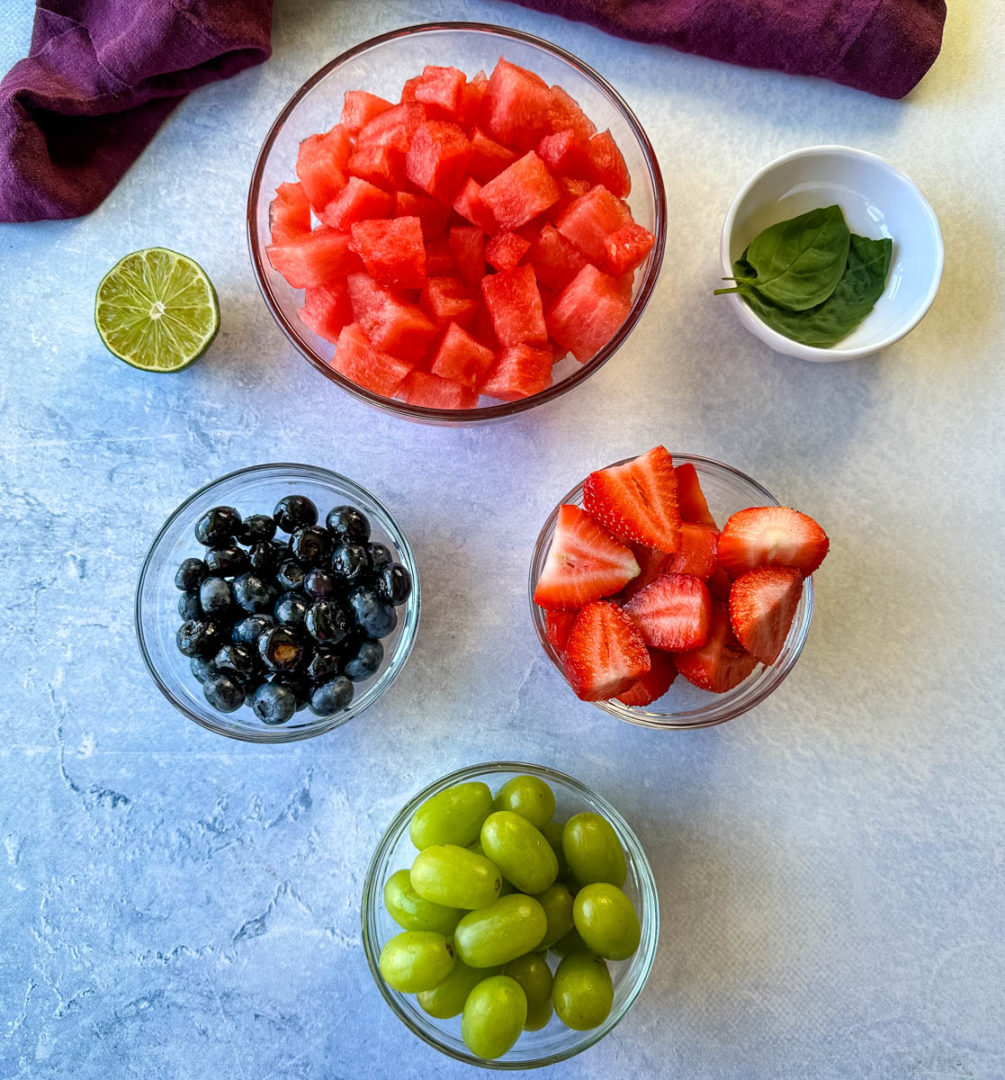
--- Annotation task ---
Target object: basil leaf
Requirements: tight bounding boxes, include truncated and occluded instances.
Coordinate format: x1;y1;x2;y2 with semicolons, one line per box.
736;234;893;348
717;206;851;311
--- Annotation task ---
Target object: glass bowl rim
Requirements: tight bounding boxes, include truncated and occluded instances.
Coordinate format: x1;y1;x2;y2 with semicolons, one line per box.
246;20;667;425
527;452;815;730
135;461;420;743
360;760;660;1069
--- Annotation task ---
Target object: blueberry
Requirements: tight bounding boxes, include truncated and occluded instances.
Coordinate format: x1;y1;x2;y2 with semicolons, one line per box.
274;591;309;628
257;626;304;673
178;592;201;621
274;495;318;533
190;655;215;683
303;568;335;599
290;526;331;568
310;677;354;716
205;546;249;577
237;513;277;545
348;587;397;639
272;674;311;711
251;682;297;725
326;505;370;544
376;563;412;606
175;558;207;591
368;542;393;573
203;673;245;713
305;599;351;645
232;573;274;614
199;576;233;617
195;506;242;546
213;643;257;684
232;614;275;647
275;559;305;592
247;543;275;574
331;542;370;586
345;639;383;681
306;648;342;685
177;619;225;658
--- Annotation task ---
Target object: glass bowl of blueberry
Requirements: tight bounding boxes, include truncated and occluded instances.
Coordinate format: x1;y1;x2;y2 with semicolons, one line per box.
136;463;420;742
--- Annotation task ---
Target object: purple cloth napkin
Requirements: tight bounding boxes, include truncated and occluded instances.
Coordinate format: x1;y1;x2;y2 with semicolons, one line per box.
503;0;945;100
0;0;272;223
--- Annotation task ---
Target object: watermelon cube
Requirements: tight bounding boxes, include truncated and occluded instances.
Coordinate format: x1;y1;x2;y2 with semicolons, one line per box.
528;224;587;292
554;184;632;263
468;128;519;183
584;130;631;198
340;90;393;134
423;239;455;276
448;226;486;284
548;84;597;142
420;276;478;329
269;182;311;245
430;322;496;388
484;230;531;272
482;343;553;401
414;65;467;118
481;58;556;150
296;125;351;212
396;370;479;410
536;129;586;178
356;102;425;153
346;145;405;191
405;120;471;203
481;263;547;346
332;323;412;397
546;263;631;362
347;273;437;363
452;177;497;234
394;190;451;238
320;176;393;231
297;281;352;343
478;151;560;230
458;71;489;129
349;216;426;290
266;228;361;289
603;221;656;275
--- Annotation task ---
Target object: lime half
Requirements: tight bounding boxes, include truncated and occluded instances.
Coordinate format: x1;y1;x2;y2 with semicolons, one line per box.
95;247;219;371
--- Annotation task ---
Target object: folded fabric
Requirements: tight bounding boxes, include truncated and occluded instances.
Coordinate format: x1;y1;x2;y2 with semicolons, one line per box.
0;0;273;223
501;0;945;100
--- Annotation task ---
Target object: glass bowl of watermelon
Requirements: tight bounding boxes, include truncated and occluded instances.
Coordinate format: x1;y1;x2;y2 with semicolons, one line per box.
248;22;666;424
528;452;820;730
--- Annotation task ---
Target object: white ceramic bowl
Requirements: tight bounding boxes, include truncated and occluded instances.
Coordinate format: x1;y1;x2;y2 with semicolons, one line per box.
720;145;943;362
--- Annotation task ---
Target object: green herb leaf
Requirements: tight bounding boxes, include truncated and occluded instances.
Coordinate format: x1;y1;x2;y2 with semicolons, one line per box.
735;234;893;348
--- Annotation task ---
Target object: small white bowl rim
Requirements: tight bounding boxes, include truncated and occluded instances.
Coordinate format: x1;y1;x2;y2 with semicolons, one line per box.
719;144;944;362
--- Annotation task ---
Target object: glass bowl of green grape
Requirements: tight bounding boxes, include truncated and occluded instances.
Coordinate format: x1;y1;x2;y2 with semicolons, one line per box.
361;761;659;1068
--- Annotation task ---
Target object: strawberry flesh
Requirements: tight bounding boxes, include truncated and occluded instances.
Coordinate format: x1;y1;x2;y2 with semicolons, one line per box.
673;602;758;693
728;567;803;665
622;573;711;652
661;522;719;579
544;609;578;657
616;649;677;706
563;601;650;701
582;445;682;552
674;463;717;528
717;506;829;578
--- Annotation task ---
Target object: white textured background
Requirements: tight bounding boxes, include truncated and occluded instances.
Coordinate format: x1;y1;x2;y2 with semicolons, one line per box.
1;1;1003;1078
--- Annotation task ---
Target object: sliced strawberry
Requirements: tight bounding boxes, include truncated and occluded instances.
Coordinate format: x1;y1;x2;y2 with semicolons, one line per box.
623;573;711;652
674;463;717;528
582;446;681;553
616;649;677;706
661;523;719;579
533;505;640;611
563;601;650;701
673;603;758;693
706;566;732;602
717;506;830;577
544;610;578;657
728;567;803;665
619;544;669;602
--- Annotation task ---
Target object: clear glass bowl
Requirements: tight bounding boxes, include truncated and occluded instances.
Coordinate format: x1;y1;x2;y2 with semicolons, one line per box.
361;762;659;1069
528;454;815;730
136;463;420;742
247;22;666;426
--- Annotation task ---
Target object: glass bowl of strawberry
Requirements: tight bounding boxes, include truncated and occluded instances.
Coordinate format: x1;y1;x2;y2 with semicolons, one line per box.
247;23;665;425
529;449;829;730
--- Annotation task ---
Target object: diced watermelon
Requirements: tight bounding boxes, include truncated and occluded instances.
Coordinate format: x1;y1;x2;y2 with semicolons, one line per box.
346;145;405;191
393;190;451;238
662;523;720;579
548;84;597;142
478;151;560;230
266;228;361;289
269;182;311;245
480;58;556;150
604;222;656;276
430;322;496;387
296;125;351;212
481;263;547;346
297;281;352;343
356;102;425;153
484;231;531;272
414;65;467;118
349;216;426;290
340;90;393;135
320;176;393;231
555;185;632;264
468;128;519;182
482;343;552;400
546;263;631;362
537;129;586;178
458;71;488;129
331;323;412;396
405;121;471;203
396;370;478;409
424;239;455;277
347;273;437;363
420;276;478;329
400;75;423;102
675;463;717;528
448;226;486;284
528;224;588;292
583;130;631;198
452;177;497;234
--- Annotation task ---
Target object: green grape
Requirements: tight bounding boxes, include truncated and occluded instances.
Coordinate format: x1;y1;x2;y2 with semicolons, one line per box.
379;931;455;994
502;953;554;1030
461;975;528;1059
480;811;558;894
534;882;575;949
550;926;587;956
552;951;613;1031
562;812;627;887
455;894;548;967
410;781;493;849
410;844;501;910
417;960;498;1019
493;775;556;829
542;819;569;878
383;869;462;935
573;882;641;961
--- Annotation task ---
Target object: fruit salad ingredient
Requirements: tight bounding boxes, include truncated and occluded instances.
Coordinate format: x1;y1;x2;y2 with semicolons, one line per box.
503;952;554;1030
573;883;641;961
552;951;614;1030
534;882;575;949
383;868;462;935
562;601;651;701
461;975;528;1059
455;894;549;967
493;774;556;829
672;602;758;693
562;812;627;888
622;573;711;651
410;844;502;909
583;446;681;553
480;811;559;895
379;930;456;993
417;959;496;1019
410;782;494;849
728;566;803;665
717;505;830;577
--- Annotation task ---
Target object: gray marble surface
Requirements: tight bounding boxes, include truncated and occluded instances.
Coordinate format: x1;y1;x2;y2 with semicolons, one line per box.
2;1;1003;1077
